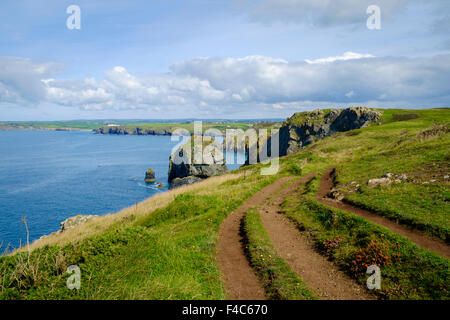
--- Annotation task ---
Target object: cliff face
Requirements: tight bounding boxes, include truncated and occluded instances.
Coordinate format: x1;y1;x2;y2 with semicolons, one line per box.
276;107;381;156
168;143;227;189
94;126;172;135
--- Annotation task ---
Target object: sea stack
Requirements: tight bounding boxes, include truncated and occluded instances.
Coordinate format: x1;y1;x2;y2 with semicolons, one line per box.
168;137;227;189
145;168;156;183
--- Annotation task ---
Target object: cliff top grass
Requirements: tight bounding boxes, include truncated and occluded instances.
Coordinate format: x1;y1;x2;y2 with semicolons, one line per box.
284;108;332;127
283;106;383;128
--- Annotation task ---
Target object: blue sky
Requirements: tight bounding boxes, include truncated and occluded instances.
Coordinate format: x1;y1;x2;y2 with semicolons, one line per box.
0;0;449;120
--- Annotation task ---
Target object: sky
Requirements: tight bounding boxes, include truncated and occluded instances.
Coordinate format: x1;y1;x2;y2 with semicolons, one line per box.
0;0;449;120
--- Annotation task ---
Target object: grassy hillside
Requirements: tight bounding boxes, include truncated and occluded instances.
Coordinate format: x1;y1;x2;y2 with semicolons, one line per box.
0;108;448;300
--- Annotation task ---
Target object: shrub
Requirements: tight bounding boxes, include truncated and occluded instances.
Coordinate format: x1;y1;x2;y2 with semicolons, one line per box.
286;163;302;176
347;238;401;275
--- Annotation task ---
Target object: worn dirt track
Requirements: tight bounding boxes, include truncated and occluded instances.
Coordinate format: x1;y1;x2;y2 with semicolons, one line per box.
217;168;449;300
216;177;292;299
258;175;374;300
317;168;450;259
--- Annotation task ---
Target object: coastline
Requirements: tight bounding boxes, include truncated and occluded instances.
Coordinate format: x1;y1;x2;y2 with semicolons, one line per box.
0;126;92;132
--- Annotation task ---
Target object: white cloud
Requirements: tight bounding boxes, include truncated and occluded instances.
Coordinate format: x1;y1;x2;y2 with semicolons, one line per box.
1;53;450;114
0;56;64;104
305;52;375;64
172;54;450;106
345;90;355;98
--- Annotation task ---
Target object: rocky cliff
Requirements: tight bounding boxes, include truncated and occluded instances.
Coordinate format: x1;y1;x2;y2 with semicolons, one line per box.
94;126;172;135
168;140;227;189
274;107;381;156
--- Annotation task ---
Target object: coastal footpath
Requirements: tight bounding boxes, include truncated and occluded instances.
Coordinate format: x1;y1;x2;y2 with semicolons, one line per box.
1;107;449;300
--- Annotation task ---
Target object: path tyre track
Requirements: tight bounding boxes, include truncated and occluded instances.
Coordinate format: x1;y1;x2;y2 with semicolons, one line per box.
316;168;450;259
258;175;374;300
217;177;292;300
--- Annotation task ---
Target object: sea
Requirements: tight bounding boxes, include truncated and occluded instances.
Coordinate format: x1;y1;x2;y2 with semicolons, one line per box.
0;130;243;250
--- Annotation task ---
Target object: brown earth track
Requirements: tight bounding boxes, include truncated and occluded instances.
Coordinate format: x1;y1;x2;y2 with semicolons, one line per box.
216;177;293;300
258;175;374;300
317;167;450;259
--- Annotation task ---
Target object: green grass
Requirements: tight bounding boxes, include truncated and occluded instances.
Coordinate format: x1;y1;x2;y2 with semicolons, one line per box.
242;208;316;300
275;108;450;241
281;178;449;300
284;109;332;127
0;121;106;130
345;183;450;242
332;118;450;241
0;168;277;299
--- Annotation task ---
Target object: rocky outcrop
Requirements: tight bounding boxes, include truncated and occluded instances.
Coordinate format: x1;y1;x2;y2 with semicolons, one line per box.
328;172;410;201
275;107;382;156
60;214;99;231
169;176;203;189
367;173;408;187
94;126;172;136
367;178;392;188
168;142;227;189
38;214;99;241
145;168;156;183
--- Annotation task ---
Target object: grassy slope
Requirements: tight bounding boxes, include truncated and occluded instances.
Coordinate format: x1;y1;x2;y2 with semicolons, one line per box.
333;109;449;241
0;108;448;300
0;169;279;299
0;121;106;130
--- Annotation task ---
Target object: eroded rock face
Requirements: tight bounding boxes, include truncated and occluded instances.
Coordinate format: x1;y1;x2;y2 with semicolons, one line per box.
168;145;227;189
169;176;203;189
276;107;382;156
94;126;172;136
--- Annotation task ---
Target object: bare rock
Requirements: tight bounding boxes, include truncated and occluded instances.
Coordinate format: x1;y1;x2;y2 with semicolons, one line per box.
168;140;227;188
275;107;382;156
145;168;156;183
60;214;99;231
329;188;345;201
169;176;203;189
368;178;392;188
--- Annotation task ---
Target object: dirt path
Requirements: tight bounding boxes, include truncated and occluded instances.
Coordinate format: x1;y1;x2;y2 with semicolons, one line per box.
258;175;374;300
317;168;450;259
216;177;293;299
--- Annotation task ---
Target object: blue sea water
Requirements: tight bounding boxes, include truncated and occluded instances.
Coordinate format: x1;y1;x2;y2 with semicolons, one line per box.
0;130;242;250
